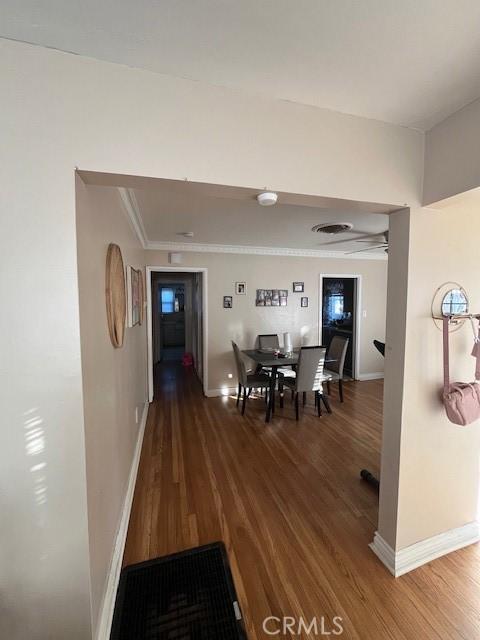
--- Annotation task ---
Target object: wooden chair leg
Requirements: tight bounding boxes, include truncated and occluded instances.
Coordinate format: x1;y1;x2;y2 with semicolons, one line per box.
303;391;307;406
242;387;248;415
291;390;294;402
315;391;322;417
236;384;242;407
295;392;299;421
321;393;332;414
339;379;344;403
326;380;331;396
279;380;284;409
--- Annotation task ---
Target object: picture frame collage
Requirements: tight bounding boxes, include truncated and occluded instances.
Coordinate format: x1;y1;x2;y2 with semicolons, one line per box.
255;289;288;307
223;282;308;308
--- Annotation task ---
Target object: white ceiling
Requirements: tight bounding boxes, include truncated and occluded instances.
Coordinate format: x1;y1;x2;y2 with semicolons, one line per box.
3;1;480;130
130;182;389;254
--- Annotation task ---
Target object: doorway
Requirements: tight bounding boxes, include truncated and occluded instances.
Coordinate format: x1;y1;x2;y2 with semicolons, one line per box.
154;280;187;363
146;267;208;401
319;275;361;379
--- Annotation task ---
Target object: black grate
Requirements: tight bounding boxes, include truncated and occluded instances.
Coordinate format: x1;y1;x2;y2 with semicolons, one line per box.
110;542;247;640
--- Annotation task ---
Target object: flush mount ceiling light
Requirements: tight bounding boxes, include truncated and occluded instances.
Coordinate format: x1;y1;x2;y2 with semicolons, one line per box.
177;231;194;238
311;222;354;234
256;191;278;206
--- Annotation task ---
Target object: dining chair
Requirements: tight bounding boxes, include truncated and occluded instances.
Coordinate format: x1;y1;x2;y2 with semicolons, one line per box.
257;333;295;409
282;346;331;420
232;341;271;415
373;339;385;357
258;334;280;350
324;336;349;402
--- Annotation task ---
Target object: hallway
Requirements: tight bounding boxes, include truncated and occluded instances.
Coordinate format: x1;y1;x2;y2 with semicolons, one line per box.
123;364;480;639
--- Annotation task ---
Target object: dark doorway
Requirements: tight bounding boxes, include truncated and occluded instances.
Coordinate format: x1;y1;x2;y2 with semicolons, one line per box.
157;283;186;362
151;272;203;373
321;276;357;378
148;269;205;402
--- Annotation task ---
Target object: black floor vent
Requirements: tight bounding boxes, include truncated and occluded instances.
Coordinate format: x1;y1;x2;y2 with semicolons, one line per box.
110;542;247;640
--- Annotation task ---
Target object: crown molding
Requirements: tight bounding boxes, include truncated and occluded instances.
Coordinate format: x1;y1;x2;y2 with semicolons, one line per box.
145;240;387;260
118;187;148;248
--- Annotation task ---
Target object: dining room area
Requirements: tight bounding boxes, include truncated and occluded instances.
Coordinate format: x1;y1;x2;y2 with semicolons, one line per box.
232;331;348;423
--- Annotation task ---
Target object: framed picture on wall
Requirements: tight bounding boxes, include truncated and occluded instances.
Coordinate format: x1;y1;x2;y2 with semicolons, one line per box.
293;282;304;293
126;265;141;327
235;282;247;295
301;296;308;308
223;296;233;308
256;289;287;307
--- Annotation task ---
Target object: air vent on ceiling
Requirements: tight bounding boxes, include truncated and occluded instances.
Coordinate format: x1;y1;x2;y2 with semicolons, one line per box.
311;222;353;234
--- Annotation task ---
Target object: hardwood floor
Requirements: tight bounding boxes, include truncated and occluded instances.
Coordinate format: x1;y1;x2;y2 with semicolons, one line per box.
124;363;480;639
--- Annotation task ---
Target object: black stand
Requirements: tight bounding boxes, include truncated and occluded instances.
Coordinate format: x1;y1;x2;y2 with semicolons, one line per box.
360;469;380;493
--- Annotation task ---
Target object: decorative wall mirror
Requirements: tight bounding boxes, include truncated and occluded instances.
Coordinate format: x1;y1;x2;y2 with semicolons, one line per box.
431;282;469;331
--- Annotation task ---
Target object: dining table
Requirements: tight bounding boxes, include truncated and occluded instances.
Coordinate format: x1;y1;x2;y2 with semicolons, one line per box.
242;348;335;422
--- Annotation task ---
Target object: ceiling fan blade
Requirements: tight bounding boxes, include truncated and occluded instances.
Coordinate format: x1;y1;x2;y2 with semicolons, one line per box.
345;244;387;254
355;230;389;242
321;231;385;246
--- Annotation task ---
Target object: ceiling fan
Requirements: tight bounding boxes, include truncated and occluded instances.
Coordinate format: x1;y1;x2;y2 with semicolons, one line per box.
346;230;389;254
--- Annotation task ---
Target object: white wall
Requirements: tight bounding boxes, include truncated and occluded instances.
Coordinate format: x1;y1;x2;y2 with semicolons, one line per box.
76;179;148;635
379;204;480;551
424;97;480;205
0;38;423;638
146;251;388;394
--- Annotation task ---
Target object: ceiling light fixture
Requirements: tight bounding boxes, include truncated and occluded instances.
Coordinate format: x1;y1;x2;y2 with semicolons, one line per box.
177;231;194;238
256;191;278;206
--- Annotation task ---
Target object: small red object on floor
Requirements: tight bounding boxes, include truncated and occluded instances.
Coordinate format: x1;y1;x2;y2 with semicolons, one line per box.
182;352;194;366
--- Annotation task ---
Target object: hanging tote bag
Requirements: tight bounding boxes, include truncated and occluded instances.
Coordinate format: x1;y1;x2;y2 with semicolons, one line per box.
443;317;480;426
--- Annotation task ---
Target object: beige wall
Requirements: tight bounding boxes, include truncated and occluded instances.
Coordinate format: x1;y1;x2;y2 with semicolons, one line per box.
146;251;387;393
424;96;480;205
76;179;148;634
379;204;480;550
0;37;422;638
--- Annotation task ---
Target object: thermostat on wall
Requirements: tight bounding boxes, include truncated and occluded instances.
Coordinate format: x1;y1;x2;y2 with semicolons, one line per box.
169;252;183;264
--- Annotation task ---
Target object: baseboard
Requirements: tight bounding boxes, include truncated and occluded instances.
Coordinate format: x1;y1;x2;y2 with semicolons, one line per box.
95;400;149;640
357;372;384;381
205;387;237;398
370;521;480;577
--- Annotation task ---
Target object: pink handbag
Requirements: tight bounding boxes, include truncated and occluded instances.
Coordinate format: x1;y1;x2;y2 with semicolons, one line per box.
443;317;480;426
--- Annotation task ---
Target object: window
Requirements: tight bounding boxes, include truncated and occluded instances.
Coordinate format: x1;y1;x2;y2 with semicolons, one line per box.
161;288;175;313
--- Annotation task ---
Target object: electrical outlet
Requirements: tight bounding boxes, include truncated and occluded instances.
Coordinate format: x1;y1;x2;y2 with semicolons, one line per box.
363;310;367;318
135;407;139;424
